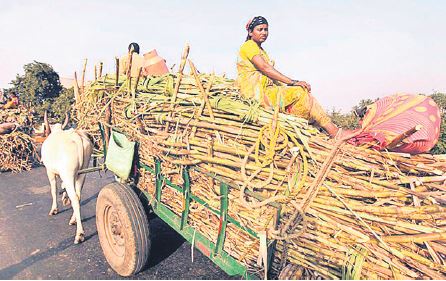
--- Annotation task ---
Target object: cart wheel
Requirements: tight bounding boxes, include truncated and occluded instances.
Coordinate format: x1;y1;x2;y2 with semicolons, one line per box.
96;182;150;276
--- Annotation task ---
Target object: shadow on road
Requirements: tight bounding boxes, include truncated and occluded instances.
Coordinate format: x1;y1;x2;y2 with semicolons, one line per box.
83;215;96;223
81;192;99;207
0;232;98;279
132;188;187;271
145;217;186;269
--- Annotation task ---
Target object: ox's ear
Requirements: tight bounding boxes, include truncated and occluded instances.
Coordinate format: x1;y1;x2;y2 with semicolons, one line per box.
44;110;51;136
62;112;70;130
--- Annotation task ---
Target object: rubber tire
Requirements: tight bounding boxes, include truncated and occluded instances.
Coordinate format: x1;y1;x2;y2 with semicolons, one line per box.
96;182;150;276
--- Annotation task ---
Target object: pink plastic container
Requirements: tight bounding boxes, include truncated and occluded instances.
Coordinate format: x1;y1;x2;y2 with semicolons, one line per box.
142;49;169;76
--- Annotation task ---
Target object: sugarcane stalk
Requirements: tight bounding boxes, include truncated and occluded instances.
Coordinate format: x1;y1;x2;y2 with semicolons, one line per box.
381;232;446;243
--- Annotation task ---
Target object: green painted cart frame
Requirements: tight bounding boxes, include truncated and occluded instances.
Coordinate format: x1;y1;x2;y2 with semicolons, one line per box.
94;123;282;279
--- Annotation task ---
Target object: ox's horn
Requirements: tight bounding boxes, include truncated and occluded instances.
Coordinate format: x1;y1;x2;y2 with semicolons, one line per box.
44;110;51;136
62;112;69;130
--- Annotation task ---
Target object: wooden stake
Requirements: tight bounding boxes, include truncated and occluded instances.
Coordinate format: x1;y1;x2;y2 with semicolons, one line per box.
126;52;135;93
99;62;103;78
126;51;133;79
135;67;143;92
164;43;190;132
94;64;97;81
207;135;216;192
387;125;422;149
190;74;214;138
73;72;80;103
170;44;190;104
81;59;87;93
272;92;281;133
189;59;215;120
115;57;120;88
128;77;132;92
104;98;112;149
136;117;147;134
73;72;80;120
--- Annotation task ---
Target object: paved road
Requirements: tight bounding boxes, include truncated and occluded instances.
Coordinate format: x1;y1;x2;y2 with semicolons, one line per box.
0;166;234;279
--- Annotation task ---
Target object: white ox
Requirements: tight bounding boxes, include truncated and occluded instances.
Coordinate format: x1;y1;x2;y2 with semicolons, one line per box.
41;112;93;244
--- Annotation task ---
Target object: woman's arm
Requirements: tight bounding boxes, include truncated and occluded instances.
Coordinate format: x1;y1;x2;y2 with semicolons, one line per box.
251;55;292;84
251;54;311;92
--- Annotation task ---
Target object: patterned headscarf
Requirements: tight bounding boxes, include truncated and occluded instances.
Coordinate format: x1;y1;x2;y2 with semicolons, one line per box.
245;16;268;40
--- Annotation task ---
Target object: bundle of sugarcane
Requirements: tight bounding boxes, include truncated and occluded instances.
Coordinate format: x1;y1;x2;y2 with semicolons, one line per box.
74;55;446;279
0;108;35;135
0;108;34;125
0;131;38;173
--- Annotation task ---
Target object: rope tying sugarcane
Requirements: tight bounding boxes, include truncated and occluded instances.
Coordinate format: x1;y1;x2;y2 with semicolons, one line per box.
239;104;309;209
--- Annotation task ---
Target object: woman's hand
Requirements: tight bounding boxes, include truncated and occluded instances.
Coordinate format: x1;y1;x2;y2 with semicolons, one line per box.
290;80;311;92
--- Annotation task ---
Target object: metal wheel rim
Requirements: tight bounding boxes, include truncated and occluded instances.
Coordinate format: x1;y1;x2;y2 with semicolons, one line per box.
103;204;125;258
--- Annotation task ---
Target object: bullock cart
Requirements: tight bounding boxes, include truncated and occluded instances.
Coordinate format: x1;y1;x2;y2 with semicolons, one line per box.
75;50;446;279
82;123;270;279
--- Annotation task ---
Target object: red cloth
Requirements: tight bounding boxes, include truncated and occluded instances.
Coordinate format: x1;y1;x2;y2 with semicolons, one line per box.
348;94;441;154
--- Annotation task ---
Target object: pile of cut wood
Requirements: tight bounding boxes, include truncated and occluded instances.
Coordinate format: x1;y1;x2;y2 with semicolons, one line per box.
0;108;37;172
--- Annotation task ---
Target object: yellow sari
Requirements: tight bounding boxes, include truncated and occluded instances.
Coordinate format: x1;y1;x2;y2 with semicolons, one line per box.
236;40;331;126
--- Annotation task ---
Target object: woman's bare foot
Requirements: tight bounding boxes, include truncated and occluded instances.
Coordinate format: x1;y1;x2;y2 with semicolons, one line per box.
321;122;360;140
335;128;360;140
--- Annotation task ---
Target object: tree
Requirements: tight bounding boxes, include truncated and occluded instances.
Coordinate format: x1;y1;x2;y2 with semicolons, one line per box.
429;92;446;154
51;87;74;119
352;98;375;117
329;99;375;130
328;108;359;129
430;92;446;116
9;61;63;115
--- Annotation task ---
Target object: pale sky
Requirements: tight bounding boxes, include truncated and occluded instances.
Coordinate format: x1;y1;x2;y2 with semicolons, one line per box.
1;0;445;112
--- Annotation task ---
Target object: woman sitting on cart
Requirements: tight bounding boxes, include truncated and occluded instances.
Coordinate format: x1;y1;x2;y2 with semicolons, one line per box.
236;16;354;138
